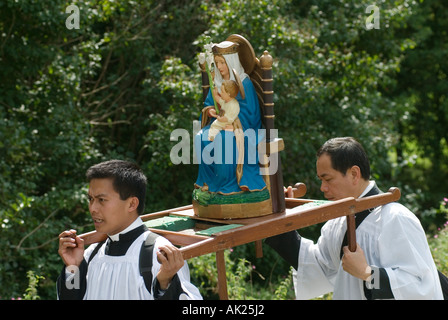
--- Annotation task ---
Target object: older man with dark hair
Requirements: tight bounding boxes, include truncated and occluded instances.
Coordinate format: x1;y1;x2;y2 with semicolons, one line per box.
267;137;443;300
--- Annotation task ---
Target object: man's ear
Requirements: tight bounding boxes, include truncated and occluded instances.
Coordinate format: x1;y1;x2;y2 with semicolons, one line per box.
128;197;140;213
350;165;362;185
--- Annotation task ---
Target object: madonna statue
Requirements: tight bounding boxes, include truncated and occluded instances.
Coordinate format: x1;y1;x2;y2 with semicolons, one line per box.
193;36;272;219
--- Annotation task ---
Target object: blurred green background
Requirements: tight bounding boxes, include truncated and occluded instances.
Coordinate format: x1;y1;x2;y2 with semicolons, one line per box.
1;0;447;299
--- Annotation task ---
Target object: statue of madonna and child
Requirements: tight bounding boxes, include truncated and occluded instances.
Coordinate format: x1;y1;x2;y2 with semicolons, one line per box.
192;35;277;219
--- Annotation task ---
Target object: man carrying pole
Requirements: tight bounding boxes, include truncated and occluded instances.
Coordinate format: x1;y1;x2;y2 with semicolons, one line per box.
267;137;444;299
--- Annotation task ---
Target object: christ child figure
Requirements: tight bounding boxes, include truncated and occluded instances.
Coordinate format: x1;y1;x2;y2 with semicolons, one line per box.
207;79;240;141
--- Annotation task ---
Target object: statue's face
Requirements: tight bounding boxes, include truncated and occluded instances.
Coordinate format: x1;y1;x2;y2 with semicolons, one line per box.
214;55;230;80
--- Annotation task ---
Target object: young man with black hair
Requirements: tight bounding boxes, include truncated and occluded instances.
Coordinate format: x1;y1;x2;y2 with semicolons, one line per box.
266;137;443;299
56;160;202;300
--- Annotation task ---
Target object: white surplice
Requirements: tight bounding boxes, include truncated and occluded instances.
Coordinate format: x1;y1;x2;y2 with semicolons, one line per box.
83;230;202;300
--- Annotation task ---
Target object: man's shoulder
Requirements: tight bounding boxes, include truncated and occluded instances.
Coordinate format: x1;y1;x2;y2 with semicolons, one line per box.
141;230;172;248
381;202;420;224
382;201;412;214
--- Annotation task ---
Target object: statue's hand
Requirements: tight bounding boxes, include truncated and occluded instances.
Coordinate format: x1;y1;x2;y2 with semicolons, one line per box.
208;108;217;118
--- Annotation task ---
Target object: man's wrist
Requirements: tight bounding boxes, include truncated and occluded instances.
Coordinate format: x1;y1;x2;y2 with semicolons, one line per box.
363;265;372;281
157;275;173;290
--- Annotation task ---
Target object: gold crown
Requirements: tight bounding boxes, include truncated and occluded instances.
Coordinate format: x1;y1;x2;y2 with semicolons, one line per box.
212;42;239;55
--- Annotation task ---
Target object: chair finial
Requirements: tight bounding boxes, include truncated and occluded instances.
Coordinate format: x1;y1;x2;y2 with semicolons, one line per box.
260;51;273;69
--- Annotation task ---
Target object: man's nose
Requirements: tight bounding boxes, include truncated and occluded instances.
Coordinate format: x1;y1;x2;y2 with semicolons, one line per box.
320;182;329;193
89;200;98;214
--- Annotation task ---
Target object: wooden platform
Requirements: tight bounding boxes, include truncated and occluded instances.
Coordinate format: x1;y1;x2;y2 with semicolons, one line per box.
79;187;401;299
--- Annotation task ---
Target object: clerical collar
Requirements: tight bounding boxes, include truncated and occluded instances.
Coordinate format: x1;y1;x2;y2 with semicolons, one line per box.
359;181;376;198
339;181;382;259
108;217;144;242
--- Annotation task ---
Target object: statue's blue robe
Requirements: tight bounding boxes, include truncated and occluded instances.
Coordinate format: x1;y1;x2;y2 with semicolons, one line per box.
194;77;266;194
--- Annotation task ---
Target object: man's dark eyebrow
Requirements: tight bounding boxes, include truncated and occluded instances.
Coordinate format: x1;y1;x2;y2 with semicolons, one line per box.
317;173;329;179
87;193;108;198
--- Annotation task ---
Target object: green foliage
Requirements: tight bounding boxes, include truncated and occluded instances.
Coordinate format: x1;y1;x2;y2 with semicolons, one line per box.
227;257;254;300
188;252;220;299
431;225;448;276
1;0;447;299
23;270;45;300
188;249;295;300
274;267;294;300
428;198;448;276
392;0;448;209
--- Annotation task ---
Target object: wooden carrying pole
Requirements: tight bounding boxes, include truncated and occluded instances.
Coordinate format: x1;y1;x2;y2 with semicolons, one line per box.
346;187;402;252
79;188;401;257
346;214;357;252
179;188;401;259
